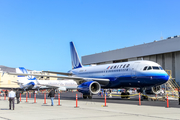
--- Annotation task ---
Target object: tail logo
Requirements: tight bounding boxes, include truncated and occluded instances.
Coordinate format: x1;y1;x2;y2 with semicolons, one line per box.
18;67;36;80
70;42;82;69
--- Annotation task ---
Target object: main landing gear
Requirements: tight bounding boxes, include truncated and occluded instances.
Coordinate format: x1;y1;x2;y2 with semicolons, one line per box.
83;95;92;99
121;91;130;99
139;88;148;101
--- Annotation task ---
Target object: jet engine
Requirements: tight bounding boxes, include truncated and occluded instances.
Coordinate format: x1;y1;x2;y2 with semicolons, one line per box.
151;85;162;94
57;87;66;91
145;85;162;94
77;81;101;95
23;82;35;89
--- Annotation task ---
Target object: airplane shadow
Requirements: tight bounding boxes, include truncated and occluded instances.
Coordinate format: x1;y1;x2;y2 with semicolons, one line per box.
0;108;9;110
41;104;51;106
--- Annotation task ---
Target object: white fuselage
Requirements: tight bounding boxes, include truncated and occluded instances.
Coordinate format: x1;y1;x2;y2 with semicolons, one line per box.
70;60;169;88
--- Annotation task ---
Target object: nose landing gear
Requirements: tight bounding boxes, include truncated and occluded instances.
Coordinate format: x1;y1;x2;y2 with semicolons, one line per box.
121;89;130;99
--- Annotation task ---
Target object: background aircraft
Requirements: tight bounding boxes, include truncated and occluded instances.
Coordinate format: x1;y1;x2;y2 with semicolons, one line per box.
11;67;77;91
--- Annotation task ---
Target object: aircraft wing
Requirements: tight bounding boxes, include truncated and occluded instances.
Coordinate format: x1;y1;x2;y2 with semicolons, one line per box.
11;81;22;84
40;84;59;88
37;84;67;90
42;71;73;76
8;72;110;86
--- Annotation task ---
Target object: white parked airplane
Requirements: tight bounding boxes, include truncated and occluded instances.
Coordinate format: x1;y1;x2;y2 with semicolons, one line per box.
12;67;77;91
8;42;169;99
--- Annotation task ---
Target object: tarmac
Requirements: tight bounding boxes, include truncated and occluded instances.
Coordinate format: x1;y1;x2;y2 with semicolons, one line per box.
1;92;180;120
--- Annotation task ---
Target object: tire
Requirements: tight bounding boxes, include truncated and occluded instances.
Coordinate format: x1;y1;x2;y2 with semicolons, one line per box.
88;95;92;99
126;92;130;98
121;93;125;99
83;95;87;99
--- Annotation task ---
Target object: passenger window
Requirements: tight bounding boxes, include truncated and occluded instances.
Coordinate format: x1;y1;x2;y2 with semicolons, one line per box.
147;66;152;70
143;66;148;70
159;67;163;70
114;66;116;69
110;66;113;69
152;66;159;70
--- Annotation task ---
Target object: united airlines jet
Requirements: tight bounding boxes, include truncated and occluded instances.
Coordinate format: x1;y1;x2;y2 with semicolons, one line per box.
8;42;169;99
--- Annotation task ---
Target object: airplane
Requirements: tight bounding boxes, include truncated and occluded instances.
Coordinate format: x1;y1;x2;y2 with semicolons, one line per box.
11;67;77;92
8;42;169;99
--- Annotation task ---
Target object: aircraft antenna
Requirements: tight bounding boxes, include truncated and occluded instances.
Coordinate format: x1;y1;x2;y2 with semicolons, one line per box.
161;32;163;40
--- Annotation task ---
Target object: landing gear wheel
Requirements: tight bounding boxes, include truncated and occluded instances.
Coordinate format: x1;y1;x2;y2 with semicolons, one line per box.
88;95;92;99
83;95;87;99
121;92;125;99
141;95;144;101
126;92;130;99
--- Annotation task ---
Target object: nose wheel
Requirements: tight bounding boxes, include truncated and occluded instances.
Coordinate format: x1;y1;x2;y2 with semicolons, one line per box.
83;95;93;99
140;88;148;101
121;92;130;99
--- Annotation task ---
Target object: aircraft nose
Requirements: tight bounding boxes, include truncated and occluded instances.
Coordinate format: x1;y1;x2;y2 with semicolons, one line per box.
152;72;169;85
163;74;169;81
159;73;169;83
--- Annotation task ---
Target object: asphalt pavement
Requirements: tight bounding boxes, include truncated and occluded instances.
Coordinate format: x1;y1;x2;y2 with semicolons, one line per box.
0;91;180;120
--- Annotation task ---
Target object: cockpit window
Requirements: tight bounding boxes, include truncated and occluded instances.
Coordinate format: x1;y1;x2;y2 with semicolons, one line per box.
143;66;148;70
144;66;163;71
147;66;152;70
159;67;163;70
152;66;159;70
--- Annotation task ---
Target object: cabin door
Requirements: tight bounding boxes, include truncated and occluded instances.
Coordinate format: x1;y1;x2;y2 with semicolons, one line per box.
131;62;139;78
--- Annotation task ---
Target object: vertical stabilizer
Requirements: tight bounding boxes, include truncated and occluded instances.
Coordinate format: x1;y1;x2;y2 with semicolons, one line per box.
70;42;83;69
16;67;28;82
16;67;28;74
16;67;36;80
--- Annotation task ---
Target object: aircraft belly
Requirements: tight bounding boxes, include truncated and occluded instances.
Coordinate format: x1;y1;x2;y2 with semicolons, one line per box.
104;76;166;88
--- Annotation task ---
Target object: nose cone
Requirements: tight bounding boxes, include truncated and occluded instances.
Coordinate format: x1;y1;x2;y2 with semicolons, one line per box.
156;72;169;85
164;74;169;81
149;71;169;86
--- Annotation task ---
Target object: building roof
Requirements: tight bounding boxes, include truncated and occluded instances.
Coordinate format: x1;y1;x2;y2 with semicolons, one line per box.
82;37;180;65
0;65;16;72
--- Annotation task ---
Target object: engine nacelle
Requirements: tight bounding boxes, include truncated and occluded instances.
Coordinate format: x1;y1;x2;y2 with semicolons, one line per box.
77;81;101;95
145;85;162;94
151;85;161;94
32;85;41;89
57;87;66;91
24;82;35;89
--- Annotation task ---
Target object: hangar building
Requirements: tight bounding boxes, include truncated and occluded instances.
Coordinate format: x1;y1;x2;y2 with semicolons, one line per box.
82;36;180;84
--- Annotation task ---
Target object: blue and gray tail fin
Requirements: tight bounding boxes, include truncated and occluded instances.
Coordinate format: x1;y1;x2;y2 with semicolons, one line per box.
16;67;28;74
70;42;83;69
16;67;36;80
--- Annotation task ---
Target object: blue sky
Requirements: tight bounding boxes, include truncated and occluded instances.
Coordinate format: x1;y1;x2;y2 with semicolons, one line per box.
0;0;180;72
